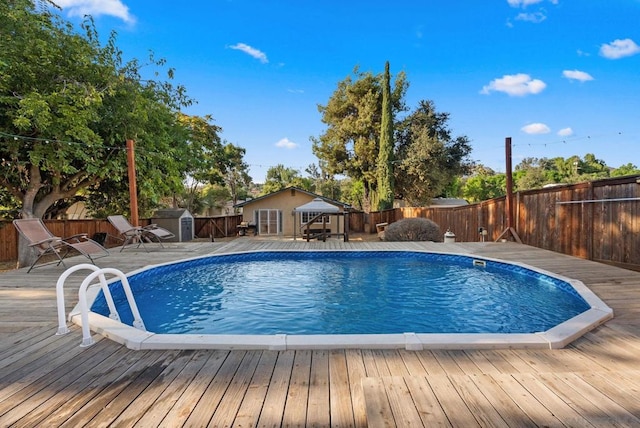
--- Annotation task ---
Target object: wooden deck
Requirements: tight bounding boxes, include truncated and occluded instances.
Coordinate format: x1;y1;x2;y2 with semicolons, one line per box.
1;238;640;426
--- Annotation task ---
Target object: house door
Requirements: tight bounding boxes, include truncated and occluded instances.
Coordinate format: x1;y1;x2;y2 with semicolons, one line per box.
257;209;281;235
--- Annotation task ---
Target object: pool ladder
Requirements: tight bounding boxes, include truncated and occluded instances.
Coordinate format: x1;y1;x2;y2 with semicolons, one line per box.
56;264;146;347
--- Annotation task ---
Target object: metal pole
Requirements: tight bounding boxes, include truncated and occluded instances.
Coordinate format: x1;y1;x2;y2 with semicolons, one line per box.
496;137;522;243
126;139;139;227
505;137;514;230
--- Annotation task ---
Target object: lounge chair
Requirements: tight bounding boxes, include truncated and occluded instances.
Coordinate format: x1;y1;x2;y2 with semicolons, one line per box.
13;218;109;273
107;215;175;252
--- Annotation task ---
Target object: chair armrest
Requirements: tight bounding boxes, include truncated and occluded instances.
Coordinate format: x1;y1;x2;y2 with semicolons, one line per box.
28;237;62;247
64;233;88;240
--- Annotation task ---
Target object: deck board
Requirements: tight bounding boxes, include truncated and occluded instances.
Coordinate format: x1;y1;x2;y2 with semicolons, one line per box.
1;240;640;426
280;350;310;427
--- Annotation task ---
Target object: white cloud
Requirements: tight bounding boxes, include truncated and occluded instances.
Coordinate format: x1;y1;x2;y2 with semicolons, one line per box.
521;123;551;134
599;38;640;59
229;43;269;63
507;0;544;7
275;138;298;149
515;12;547;23
55;0;135;23
562;69;594;82
557;127;573;137
480;73;546;96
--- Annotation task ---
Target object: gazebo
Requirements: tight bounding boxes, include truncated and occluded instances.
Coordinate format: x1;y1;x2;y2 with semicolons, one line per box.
293;198;349;242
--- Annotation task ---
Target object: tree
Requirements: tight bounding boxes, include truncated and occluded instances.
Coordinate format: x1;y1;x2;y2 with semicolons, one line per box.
261;164;311;195
376;61;394;210
611;163;640;177
312;65;408;211
305;162;341;200
1;2;200;219
513;157;555;190
460;165;506;203
219;143;252;206
0;2;217;266
339;178;364;210
394;100;472;206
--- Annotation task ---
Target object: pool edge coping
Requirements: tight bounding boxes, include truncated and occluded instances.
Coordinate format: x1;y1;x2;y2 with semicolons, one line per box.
70;248;614;351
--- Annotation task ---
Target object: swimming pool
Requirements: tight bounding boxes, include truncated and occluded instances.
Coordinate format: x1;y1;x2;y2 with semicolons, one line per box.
81;250;613;350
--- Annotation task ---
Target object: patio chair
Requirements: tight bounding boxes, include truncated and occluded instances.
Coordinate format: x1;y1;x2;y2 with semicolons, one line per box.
107;215;175;252
13;218;109;273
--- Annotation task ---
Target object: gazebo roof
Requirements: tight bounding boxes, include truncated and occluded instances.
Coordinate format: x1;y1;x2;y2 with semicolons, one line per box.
295;197;340;213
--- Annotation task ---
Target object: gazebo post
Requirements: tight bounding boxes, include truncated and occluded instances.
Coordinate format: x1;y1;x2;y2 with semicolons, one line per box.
344;211;349;242
292;209;296;241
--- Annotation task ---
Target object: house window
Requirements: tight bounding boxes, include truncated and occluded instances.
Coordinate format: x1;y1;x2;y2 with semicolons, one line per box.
301;211;330;225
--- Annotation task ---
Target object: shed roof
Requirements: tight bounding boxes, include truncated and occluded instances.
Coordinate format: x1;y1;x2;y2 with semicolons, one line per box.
294;198;340;213
234;186;351;209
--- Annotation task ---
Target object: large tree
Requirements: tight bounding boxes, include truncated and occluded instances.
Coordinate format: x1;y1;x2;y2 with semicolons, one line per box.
312;65;407;211
394;100;472;206
1;1;223;266
376;61;394;210
261;164;312;195
218;143;252;206
1;1;202;219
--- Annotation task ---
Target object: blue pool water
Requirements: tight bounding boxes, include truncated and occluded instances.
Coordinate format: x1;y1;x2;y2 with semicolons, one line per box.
91;251;590;335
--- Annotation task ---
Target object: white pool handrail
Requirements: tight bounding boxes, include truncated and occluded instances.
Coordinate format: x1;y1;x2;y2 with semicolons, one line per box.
56;265;146;347
56;264;106;335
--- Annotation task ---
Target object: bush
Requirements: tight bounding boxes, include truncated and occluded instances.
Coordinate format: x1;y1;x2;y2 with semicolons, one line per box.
383;218;442;242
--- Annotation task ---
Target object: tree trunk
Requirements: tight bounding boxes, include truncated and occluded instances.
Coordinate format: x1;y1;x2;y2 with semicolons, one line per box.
16;211;37;270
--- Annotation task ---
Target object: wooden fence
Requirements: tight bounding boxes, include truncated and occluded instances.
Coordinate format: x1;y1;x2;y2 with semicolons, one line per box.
361;175;640;271
0;215;243;264
2;176;639;270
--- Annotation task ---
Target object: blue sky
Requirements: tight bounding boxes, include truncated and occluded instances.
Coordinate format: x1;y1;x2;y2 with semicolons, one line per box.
54;0;639;182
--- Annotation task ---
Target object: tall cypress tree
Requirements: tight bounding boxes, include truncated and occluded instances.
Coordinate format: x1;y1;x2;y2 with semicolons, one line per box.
376;61;395;210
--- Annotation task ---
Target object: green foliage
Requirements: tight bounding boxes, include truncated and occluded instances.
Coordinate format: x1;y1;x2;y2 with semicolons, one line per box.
312;65;408;210
394;100;473;206
0;1;226;220
0;188;20;220
219;142;252;205
376;62;395;210
339;178;364;210
611;163;640;177
383;217;441;242
459;153;626;203
459;165;506;203
513;157;556;190
261;164;312;195
312;65;473;211
201;185;232;215
305;162;342;200
511;154;610;191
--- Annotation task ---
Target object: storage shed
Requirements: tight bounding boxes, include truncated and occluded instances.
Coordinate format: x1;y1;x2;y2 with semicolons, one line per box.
152;209;193;242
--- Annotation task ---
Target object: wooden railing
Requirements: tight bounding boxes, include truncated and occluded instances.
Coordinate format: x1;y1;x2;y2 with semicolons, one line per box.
2;176;638;270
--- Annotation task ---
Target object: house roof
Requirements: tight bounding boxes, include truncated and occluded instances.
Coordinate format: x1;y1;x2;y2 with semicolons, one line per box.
295;198;340;213
233;187;351;209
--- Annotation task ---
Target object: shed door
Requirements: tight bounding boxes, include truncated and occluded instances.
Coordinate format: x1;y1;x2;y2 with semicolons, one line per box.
257;209;281;235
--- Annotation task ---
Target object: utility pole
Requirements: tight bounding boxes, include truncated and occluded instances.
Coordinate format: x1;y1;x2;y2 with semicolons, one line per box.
126;139;139;226
497;137;522;243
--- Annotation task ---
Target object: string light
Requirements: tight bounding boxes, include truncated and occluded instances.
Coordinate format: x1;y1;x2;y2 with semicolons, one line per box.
481;131;631;150
0;131;176;158
2;129;634;168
